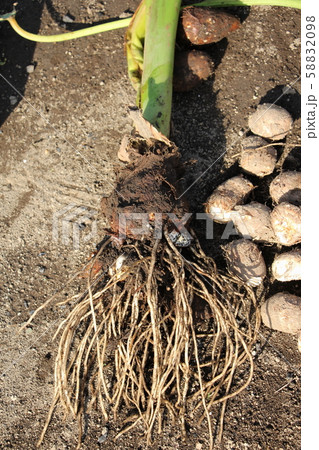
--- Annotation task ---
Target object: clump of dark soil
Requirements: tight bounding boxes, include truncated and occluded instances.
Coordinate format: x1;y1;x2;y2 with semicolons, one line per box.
101;138;188;238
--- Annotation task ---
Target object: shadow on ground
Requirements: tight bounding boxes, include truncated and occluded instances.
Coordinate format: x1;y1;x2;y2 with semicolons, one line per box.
0;0;131;129
0;1;45;127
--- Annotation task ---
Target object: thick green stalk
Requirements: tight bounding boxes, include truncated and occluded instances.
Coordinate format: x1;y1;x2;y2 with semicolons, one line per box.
140;0;182;137
125;1;146;93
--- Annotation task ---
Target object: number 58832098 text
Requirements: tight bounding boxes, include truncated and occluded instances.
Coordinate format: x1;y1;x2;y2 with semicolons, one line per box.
306;16;316;78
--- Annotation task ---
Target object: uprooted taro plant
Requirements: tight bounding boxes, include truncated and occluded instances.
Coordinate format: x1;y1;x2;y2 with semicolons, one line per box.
30;116;261;449
13;0;300;448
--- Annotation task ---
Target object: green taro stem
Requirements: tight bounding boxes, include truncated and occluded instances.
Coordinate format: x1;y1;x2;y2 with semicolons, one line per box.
0;10;132;42
125;1;147;95
140;0;182;137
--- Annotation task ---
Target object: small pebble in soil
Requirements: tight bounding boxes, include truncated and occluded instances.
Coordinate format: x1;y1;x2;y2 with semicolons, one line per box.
26;64;35;73
119;10;134;19
97;427;108;443
62;14;74;23
9;96;18;106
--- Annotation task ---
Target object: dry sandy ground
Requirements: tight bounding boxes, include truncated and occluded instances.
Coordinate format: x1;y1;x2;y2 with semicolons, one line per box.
0;1;301;449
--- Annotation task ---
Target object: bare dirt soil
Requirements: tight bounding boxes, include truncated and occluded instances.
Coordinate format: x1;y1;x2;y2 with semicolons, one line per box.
0;1;301;449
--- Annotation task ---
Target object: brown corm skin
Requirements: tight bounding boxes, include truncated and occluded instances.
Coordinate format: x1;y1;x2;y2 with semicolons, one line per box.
178;7;240;46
